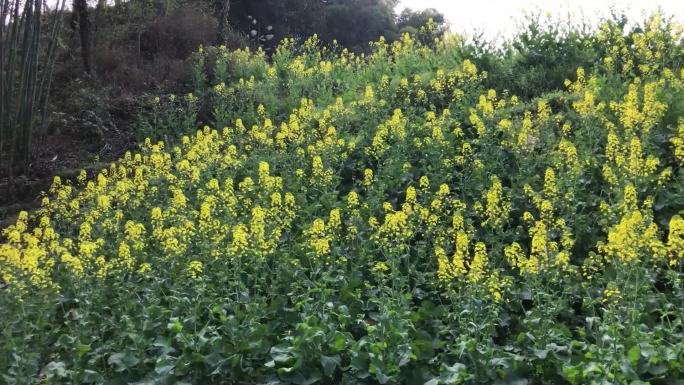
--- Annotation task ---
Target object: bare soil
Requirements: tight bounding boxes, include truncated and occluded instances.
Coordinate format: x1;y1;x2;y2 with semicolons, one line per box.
0;101;134;229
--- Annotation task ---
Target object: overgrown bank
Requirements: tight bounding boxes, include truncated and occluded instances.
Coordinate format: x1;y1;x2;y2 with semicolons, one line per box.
1;12;684;385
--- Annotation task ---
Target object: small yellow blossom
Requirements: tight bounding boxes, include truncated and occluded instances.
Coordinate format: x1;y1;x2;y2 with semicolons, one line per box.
188;260;203;280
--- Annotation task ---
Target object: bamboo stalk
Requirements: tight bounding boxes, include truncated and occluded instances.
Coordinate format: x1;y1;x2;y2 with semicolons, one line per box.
0;0;7;178
39;0;68;138
3;0;22;183
0;0;66;179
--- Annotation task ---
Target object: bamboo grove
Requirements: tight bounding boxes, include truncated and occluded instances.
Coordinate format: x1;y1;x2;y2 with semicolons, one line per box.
0;0;67;177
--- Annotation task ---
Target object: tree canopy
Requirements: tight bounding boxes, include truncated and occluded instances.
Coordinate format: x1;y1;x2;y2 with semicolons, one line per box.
228;0;443;50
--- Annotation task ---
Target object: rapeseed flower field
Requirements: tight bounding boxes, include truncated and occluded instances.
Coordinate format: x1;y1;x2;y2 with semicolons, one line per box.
1;15;684;385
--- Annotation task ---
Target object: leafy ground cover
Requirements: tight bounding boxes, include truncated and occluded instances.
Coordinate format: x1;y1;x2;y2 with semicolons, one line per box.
1;15;684;385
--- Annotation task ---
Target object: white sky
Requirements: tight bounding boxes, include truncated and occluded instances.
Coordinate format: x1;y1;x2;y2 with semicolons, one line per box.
396;0;684;40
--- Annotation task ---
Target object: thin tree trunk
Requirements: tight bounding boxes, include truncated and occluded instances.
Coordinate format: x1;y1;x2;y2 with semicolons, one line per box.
217;0;230;45
13;0;32;174
74;0;90;73
4;0;22;180
0;0;10;178
93;0;104;60
39;0;68;137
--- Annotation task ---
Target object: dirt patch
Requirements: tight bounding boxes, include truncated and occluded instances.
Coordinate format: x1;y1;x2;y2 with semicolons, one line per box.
0;99;136;228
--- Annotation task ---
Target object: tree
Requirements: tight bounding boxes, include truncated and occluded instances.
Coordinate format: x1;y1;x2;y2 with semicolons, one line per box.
215;0;231;45
228;0;401;51
74;0;91;73
323;0;399;49
397;7;447;36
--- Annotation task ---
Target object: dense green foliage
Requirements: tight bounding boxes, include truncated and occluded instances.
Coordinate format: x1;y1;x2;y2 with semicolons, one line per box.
227;0;440;50
2;14;684;385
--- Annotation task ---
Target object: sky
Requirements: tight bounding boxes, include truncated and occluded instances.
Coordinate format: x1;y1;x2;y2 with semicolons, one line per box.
396;0;684;40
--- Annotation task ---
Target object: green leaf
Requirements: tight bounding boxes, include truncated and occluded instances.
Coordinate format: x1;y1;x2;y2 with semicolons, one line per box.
562;365;581;384
43;361;69;379
442;363;467;384
375;368;390;384
533;348;550;359
167;318;183;333
155;364;174;375
56;334;76;348
76;343;91;358
291;371;322;385
270;344;294;364
628;345;641;366
320;355;341;377
331;332;347;352
107;352;140;372
648;364;668;376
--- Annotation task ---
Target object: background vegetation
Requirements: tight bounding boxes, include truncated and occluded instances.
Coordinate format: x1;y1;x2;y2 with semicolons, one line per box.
0;0;444;223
